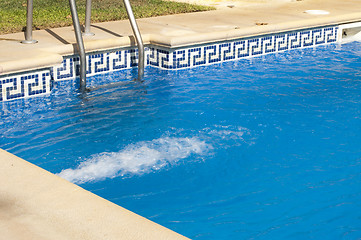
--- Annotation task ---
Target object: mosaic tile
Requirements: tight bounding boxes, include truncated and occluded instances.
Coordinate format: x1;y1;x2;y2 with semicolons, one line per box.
0;70;51;101
148;26;338;69
53;48;141;81
0;25;339;101
53;26;339;74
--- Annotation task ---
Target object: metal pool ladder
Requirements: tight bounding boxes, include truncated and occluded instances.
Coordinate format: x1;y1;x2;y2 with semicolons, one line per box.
22;0;145;92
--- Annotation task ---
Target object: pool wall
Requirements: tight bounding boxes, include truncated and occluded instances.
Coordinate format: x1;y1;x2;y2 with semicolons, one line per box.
0;25;339;102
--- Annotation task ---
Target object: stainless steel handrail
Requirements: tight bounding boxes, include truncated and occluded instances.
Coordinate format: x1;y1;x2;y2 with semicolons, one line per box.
69;0;87;92
84;0;144;80
21;0;38;44
123;0;144;80
83;0;94;36
23;0;143;91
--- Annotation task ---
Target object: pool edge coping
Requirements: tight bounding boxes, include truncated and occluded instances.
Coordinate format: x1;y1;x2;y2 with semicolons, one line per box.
0;148;190;240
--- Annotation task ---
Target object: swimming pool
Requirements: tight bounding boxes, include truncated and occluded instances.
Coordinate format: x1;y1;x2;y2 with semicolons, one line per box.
1;41;361;239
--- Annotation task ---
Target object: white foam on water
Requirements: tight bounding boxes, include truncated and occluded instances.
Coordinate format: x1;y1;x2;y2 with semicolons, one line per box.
208;125;248;140
204;125;255;146
57;137;210;184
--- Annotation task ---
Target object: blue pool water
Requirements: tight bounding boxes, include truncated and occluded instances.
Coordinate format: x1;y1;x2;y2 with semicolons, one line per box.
1;42;361;239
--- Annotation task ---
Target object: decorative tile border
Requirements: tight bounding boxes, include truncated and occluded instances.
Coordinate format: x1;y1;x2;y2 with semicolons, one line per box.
0;25;338;101
0;70;51;101
53;48;144;81
148;26;338;69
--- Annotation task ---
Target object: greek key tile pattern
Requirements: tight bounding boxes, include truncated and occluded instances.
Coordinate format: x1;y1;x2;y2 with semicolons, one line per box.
148;26;338;69
0;70;51;101
53;48;146;81
0;26;338;101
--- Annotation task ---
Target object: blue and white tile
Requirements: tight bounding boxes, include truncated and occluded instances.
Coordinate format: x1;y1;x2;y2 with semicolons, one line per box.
0;25;340;101
0;70;51;101
53;57;76;81
53;49;140;81
87;53;110;76
235;40;250;58
54;26;339;73
148;26;338;70
109;50;129;71
325;27;338;42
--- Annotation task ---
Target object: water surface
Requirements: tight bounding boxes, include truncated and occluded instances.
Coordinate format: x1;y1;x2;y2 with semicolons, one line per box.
1;42;361;239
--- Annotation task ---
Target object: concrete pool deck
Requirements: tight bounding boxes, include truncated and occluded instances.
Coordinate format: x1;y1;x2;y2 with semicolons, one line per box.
1;0;361;239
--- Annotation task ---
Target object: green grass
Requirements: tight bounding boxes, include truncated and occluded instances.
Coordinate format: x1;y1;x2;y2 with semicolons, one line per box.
0;0;214;34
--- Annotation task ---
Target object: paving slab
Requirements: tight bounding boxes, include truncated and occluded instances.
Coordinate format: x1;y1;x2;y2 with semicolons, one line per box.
0;149;189;240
